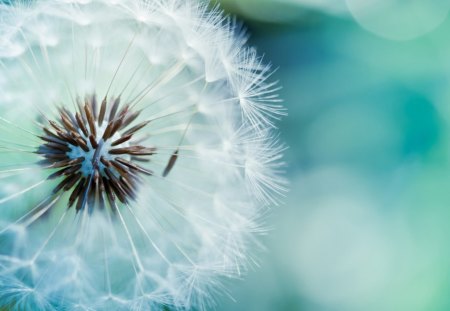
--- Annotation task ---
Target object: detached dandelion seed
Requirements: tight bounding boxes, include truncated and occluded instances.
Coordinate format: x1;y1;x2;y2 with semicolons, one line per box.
0;0;286;310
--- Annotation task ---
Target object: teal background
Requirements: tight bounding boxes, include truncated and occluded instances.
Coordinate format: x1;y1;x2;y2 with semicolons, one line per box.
217;1;450;310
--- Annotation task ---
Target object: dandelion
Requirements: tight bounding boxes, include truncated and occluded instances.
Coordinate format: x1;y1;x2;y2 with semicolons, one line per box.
0;0;286;310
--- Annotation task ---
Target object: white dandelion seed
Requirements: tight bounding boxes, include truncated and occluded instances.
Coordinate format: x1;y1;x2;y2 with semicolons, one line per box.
0;0;286;310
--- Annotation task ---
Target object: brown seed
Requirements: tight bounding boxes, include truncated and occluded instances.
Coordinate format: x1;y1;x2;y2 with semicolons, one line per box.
118;104;129;118
102;176;117;212
44;153;69;160
102;120;115;140
44;142;70;152
43;128;62;140
110;160;129;177
99;96;107;126
84;103;97;138
109;97;121;122
76;112;89;137
162;149;179;177
100;156;111;167
52;174;78;194
121;110;142;129
73;136;89;152
109;115;125;138
68;177;86;208
50;157;84;169
97;174;106;210
90;94;98;119
39;135;66;146
60;112;77;133
104;168;127;203
122;120;150;136
56;130;78;146
111;134;132;147
48;164;82;180
109;146;156;156
76;175;92;211
89;135;98;149
49;120;64;133
116;157;153;176
63;172;82;191
119;176;137;199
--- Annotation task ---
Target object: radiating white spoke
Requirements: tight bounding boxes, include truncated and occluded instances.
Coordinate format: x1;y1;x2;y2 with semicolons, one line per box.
0;179;46;205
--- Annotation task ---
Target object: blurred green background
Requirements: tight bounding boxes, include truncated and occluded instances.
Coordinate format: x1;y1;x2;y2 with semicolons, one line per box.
216;1;450;310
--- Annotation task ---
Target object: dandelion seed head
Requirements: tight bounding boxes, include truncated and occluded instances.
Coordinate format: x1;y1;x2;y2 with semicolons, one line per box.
0;0;286;309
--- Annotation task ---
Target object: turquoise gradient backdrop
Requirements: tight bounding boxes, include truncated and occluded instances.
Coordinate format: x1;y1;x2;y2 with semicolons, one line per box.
217;1;450;310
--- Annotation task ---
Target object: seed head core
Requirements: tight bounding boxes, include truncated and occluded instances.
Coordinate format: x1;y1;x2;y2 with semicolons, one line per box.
37;94;154;212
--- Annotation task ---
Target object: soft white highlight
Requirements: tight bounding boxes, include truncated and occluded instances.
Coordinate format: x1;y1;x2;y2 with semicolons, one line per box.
0;0;286;310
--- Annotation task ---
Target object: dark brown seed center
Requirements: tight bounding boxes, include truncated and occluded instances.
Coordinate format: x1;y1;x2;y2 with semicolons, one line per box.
37;94;154;213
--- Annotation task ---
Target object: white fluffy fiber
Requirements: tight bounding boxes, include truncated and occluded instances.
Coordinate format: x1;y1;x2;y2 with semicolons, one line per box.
0;0;286;310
